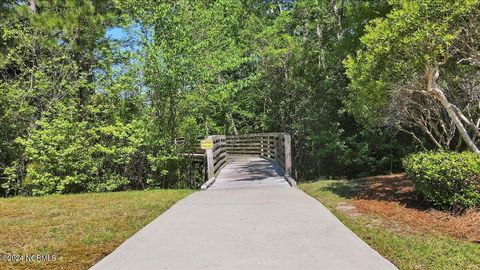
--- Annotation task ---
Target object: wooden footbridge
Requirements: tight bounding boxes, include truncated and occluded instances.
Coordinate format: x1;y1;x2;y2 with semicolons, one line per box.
196;133;296;190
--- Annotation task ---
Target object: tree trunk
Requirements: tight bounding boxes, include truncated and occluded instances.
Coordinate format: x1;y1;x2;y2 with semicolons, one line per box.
227;112;238;135
29;0;37;13
315;23;324;68
426;66;480;153
331;0;344;41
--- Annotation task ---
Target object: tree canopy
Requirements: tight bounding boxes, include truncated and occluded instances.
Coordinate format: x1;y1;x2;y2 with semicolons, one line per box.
345;0;480;152
1;0;478;196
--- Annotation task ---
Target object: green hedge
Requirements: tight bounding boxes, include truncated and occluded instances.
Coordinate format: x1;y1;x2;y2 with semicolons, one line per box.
403;152;480;211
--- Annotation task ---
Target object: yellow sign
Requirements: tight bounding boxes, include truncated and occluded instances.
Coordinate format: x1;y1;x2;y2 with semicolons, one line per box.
200;139;213;150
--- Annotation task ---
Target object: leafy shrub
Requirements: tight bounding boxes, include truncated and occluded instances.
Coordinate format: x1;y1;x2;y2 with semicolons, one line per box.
2;113;198;196
11;116;143;195
403;152;480;211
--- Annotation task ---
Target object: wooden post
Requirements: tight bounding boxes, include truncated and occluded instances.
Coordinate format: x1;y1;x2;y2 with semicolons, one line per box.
284;134;292;176
222;135;227;161
206;136;215;180
261;135;266;158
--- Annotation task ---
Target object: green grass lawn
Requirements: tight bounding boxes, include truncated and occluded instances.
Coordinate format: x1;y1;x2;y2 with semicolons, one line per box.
0;189;193;270
299;180;480;270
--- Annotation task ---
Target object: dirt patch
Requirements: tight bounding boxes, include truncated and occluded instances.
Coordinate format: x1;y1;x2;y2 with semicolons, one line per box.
347;174;480;243
335;202;362;217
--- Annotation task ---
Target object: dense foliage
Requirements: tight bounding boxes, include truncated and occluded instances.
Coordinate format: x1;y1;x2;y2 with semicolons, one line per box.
404;152;480;210
0;0;478;196
345;0;480;152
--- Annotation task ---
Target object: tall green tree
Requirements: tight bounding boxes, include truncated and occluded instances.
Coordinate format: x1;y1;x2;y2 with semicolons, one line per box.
245;0;397;178
0;0;116;195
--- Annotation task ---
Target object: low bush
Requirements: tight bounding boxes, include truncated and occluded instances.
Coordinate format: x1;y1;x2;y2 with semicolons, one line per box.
403;151;480;211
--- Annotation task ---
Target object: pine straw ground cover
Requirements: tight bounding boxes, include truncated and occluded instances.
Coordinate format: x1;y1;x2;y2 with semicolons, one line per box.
0;189;193;270
300;175;480;270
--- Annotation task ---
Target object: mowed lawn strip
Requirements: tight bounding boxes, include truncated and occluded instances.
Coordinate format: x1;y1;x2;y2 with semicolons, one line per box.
299;180;480;270
0;189;193;270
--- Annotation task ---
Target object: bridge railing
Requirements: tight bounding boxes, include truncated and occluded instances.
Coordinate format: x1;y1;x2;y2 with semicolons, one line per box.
225;133;292;176
201;133;293;189
202;135;225;179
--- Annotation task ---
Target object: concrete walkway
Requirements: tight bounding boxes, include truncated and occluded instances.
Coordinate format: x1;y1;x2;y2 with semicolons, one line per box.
90;158;397;270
